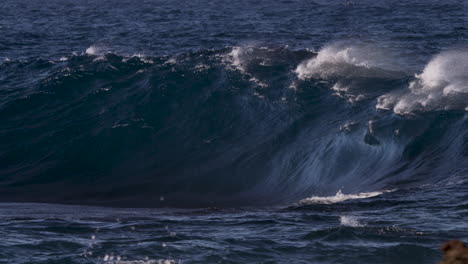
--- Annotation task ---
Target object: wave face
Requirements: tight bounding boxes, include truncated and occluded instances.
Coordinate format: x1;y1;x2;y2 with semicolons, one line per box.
1;45;468;207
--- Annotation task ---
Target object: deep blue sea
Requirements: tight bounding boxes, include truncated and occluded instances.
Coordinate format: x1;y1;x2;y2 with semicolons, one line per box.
1;0;468;263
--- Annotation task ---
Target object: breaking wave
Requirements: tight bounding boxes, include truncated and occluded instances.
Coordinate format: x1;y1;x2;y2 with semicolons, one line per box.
295;42;400;79
377;50;468;114
1;44;468;207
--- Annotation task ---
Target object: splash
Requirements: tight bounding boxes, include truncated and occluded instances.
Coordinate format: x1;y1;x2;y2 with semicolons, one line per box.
331;82;366;103
298;189;392;205
295;43;405;105
86;45;108;56
227;46;245;72
340;216;365;227
295;43;394;79
377;50;468;114
224;46;273;87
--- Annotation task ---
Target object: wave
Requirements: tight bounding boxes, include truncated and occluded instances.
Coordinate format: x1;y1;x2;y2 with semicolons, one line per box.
0;44;467;207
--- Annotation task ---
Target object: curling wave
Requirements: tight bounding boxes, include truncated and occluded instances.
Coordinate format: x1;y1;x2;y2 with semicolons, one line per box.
0;44;467;207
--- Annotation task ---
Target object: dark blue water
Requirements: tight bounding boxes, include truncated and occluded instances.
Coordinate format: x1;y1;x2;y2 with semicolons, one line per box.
1;0;468;263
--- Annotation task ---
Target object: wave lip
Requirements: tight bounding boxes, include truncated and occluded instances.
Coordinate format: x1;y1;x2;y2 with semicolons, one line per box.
294;42;407;107
295;42;400;80
377;49;468;114
298;189;393;205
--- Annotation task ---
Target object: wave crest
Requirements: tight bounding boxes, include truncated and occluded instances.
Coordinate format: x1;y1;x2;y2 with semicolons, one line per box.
295;43;400;80
377;50;468;114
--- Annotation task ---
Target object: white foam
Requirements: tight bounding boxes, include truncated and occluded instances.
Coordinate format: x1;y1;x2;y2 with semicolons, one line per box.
225;46;272;73
295;43;403;105
298;189;392;205
225;46;246;72
85;46;98;55
164;57;177;65
193;63;210;72
230;47;243;66
377;50;468;114
339;121;359;132
331;82;366;103
224;46;268;87
85;45;108;56
340;215;365;227
295;43;387;80
132;54;154;64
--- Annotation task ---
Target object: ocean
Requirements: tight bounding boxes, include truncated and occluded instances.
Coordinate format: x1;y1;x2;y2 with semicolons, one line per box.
0;0;467;263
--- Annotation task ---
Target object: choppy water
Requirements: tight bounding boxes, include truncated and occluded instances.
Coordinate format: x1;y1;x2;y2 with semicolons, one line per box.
1;0;468;263
1;181;467;264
